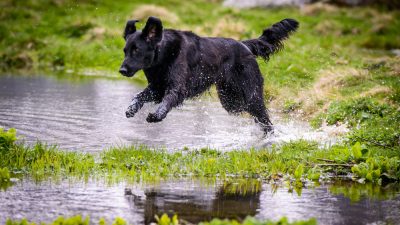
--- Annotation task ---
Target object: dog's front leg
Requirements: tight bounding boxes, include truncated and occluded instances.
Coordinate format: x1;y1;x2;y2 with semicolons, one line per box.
126;86;156;118
146;89;183;123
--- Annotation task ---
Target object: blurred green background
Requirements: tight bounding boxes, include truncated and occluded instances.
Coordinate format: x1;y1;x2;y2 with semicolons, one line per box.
0;0;399;115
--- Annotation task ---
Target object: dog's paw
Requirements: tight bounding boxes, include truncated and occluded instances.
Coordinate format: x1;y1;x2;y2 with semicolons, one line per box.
125;102;141;118
263;125;274;135
125;106;137;118
146;113;163;123
125;109;135;118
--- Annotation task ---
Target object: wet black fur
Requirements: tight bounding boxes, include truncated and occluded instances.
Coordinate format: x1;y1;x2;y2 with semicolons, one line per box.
119;17;299;133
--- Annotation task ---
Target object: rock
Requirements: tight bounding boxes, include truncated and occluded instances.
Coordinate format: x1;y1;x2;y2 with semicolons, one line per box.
391;49;400;57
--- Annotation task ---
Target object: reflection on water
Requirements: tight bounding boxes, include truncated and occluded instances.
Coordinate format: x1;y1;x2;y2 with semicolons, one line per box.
0;179;399;225
0;74;343;152
140;180;262;224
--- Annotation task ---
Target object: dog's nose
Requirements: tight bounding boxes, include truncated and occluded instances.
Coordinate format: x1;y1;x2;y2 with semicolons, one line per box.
119;67;128;76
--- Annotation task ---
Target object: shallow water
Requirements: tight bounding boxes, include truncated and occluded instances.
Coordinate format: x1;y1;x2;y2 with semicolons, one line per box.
1;179;399;225
0;74;342;152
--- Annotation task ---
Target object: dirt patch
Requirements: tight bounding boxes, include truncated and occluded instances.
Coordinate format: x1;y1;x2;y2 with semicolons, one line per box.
314;21;343;36
390;59;400;76
212;17;246;39
84;27;106;40
296;67;370;115
301;3;338;16
193;16;246;39
360;86;393;98
370;13;393;34
131;5;179;24
365;56;400;76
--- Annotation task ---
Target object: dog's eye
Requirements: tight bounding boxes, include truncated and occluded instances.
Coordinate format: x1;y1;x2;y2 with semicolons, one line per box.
131;47;138;54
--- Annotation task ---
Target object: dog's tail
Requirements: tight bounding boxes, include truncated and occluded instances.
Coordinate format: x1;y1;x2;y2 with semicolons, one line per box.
242;18;299;61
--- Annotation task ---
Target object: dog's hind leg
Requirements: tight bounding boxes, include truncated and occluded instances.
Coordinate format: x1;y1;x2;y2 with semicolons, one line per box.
247;97;273;134
243;65;274;134
217;79;273;134
218;59;273;134
216;81;246;114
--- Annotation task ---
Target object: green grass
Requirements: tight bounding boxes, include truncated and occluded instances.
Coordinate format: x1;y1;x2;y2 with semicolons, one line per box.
1;127;399;185
313;97;400;150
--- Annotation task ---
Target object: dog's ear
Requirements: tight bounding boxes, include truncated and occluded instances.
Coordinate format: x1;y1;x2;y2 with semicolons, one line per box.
141;17;163;44
123;20;139;40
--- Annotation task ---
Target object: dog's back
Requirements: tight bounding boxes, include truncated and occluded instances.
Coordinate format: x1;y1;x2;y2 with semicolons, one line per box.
150;30;258;96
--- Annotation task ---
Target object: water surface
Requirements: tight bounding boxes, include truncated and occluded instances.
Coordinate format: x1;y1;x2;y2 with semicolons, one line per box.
1;179;399;225
0;74;342;152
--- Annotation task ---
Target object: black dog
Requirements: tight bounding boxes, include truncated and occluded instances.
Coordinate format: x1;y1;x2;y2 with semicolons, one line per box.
119;17;298;134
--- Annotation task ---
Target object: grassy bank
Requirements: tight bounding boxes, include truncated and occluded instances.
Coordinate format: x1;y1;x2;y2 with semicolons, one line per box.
1;127;399;186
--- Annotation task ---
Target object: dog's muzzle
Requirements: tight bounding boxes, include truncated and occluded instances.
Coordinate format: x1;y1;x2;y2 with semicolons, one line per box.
119;67;129;76
119;66;139;77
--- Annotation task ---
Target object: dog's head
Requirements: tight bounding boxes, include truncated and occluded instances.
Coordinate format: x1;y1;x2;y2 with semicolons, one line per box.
119;17;163;77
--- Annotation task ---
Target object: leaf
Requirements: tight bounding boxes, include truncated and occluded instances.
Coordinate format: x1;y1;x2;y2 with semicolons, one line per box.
99;218;106;225
351;142;362;160
373;169;381;178
361;148;368;156
294;164;304;180
307;166;320;181
366;172;373;182
351;165;360;174
172;215;179;225
308;172;320;181
112;217;127;225
159;214;171;225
